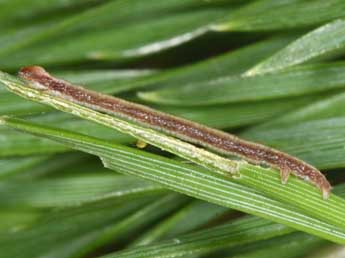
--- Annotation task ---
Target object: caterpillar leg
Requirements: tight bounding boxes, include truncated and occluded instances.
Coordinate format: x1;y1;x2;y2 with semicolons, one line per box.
280;168;290;184
136;140;148;149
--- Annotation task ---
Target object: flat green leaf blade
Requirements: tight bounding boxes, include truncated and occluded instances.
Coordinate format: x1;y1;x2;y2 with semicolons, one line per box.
81;194;190;258
138;62;345;105
160;95;323;129
0;196;155;258
0;209;42;233
0;92;49;116
221;232;325;258
0;174;164;208
0;112;133;157
0;1;234;67
107;155;345;234
102;217;293;258
122;35;297;93
131;200;229;246
0;0;205;55
0;127;68;156
2;117;345;243
247;19;345;75
0;0;104;29
0;156;47;179
249;91;345;129
214;0;345;31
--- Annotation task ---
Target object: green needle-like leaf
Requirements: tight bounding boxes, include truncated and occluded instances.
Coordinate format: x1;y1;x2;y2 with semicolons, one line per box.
0;196;157;258
160;95;322;129
0;209;42;233
221;232;325;258
251;91;345;128
0;174;164;208
0;156;48;179
247;19;345;75
214;0;345;31
0;112;133;157
138;62;345;105
102;217;293;258
2;116;345;243
131;200;229;246
120;35;297;93
0;0;235;67
0;0;102;29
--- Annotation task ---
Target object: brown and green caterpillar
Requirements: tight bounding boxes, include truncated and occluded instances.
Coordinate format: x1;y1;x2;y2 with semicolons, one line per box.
19;66;332;199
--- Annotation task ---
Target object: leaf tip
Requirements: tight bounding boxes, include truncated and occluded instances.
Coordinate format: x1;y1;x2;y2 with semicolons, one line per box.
100;157;110;169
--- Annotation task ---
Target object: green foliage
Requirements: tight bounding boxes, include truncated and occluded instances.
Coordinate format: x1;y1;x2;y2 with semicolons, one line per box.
1;1;345;257
139;62;345;105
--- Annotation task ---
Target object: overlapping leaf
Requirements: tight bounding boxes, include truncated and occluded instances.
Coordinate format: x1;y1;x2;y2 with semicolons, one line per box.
2;116;345;244
138;62;345;105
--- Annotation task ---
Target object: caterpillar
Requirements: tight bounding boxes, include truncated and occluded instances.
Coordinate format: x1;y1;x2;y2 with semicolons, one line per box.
19;66;332;199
